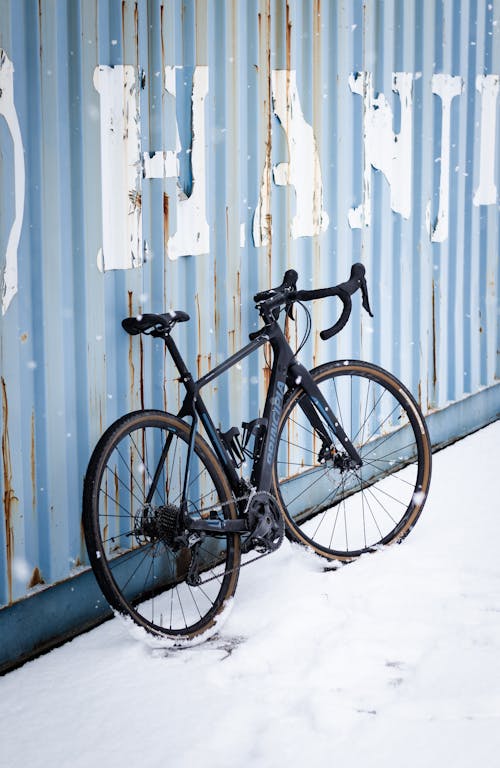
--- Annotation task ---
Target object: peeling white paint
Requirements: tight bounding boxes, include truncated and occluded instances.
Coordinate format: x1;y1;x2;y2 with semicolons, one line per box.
141;67;210;260
143;150;179;179
348;72;413;228
473;74;499;206
86;64;500;269
252;152;272;248
427;74;463;242
272;70;329;239
0;50;25;315
93;65;143;272
164;65;179;98
166;67;209;260
253;70;329;247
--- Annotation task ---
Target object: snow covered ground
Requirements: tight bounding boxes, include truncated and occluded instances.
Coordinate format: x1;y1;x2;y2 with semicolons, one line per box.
1;420;499;768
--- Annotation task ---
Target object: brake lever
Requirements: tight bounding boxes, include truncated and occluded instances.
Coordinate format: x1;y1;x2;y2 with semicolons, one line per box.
360;275;374;317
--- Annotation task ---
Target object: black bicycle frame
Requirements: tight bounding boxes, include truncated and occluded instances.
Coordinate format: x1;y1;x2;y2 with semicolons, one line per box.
161;317;362;534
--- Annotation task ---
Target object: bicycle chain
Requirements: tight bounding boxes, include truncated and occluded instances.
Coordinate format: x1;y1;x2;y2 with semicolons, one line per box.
199;549;273;586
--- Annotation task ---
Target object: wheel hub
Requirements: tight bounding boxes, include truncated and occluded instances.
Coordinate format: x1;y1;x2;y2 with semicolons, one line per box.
333;452;360;473
318;444;359;473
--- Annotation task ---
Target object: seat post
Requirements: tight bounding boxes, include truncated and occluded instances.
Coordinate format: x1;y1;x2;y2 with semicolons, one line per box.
164;333;192;384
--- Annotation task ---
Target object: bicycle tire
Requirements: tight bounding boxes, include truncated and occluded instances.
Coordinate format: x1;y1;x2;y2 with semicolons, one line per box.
272;361;432;560
83;410;240;643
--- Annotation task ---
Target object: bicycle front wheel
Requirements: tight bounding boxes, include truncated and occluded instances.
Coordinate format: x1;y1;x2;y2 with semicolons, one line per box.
83;410;240;643
273;361;432;561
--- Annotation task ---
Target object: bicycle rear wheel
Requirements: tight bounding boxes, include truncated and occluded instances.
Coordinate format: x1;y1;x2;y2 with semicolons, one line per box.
273;361;432;561
83;410;240;643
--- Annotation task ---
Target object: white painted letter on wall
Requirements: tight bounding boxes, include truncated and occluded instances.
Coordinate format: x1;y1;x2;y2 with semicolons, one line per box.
166;67;209;261
93;65;143;272
0;49;25;315
348;72;413;228
426;74;463;242
473;74;499;206
253;70;329;247
272;70;329;239
143;66;210;261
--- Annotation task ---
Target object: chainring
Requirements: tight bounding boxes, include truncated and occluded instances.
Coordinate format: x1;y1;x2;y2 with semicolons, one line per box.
242;491;284;554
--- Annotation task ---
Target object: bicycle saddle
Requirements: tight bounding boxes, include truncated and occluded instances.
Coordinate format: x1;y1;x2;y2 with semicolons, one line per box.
122;310;190;336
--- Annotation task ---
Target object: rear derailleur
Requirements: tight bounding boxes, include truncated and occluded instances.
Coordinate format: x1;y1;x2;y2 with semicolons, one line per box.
133;503;203;586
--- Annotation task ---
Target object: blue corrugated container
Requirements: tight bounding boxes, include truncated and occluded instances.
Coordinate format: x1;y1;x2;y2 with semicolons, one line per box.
1;0;499;672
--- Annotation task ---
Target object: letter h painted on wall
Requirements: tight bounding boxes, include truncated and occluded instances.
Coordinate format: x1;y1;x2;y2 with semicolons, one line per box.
93;64;209;271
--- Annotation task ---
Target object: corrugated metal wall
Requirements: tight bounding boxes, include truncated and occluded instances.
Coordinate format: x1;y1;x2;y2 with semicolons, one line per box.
1;0;499;667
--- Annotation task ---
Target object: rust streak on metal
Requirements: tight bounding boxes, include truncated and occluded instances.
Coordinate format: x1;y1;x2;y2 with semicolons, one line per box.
129;190;142;211
139;334;145;410
285;1;292;74
229;329;236;355
213;268;219;338
27;567;44;589
263;360;271;393
31;409;36;511
313;0;322;210
1;377;16;604
163;193;169;255
233;270;242;346
121;1;126;46
264;0;272;276
128;290;135;394
195;293;203;378
195;293;202;345
38;0;43;61
160;3;165;66
313;330;319;369
257;2;273;272
138;274;145;410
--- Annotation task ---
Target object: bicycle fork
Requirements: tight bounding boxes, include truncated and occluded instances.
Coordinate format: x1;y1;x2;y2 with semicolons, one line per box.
288;363;363;471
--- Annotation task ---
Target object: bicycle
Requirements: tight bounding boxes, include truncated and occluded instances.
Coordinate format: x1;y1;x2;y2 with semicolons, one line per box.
82;263;432;645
